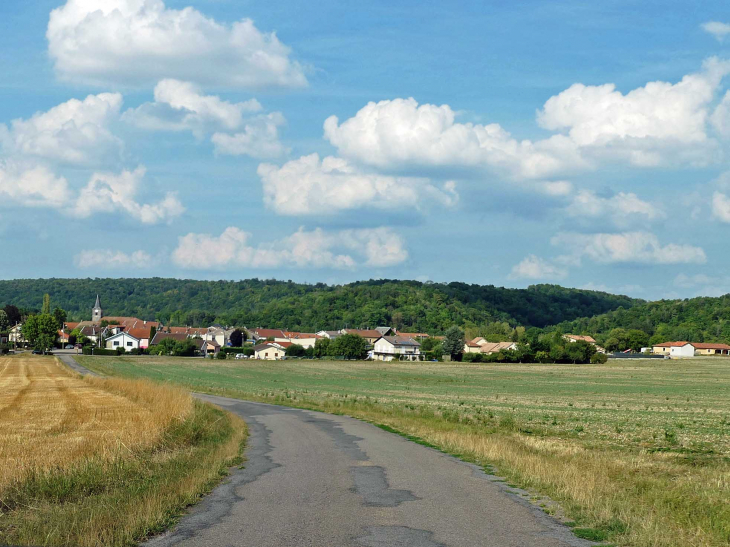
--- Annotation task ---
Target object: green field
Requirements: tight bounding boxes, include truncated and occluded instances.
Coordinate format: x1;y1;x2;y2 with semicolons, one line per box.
77;356;730;547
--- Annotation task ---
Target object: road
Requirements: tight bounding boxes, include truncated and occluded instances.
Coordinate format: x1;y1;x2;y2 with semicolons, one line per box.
63;357;592;547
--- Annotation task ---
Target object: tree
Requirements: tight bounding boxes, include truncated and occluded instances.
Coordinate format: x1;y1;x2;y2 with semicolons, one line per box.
442;326;465;360
23;314;58;353
0;310;8;332
42;294;51;315
3;305;21;327
70;328;87;346
149;325;157;344
230;329;244;347
286;344;306;357
313;337;331;358
329;334;368;360
52;307;67;330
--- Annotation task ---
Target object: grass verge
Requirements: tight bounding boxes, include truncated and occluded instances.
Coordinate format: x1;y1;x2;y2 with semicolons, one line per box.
0;357;247;547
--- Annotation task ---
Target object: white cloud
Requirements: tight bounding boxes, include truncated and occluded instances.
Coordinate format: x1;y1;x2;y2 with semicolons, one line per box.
537;57;730;166
565;190;664;227
710;90;730;137
74;249;154;269
47;0;307;88
257;153;458;215
322;59;730;183
673;273;730;297
712;191;730;222
509;255;567;280
702;21;730;41
123;79;262;135
212;113;287;158
0;162;70;208
324;97;582;179
171;226;407;270
552;231;706;265
0;93;123;165
73;166;184;224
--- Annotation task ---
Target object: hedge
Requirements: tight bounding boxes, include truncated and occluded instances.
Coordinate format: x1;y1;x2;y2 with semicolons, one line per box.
81;347;125;356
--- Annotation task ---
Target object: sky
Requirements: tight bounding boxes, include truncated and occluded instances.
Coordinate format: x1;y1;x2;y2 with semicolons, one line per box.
2;0;730;300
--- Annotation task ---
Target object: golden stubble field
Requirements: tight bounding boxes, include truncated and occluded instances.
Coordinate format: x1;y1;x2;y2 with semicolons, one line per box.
0;355;192;493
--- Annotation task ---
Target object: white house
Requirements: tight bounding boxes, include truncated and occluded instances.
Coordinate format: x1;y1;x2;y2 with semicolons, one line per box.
105;331;140;352
253;343;286;360
202;327;234;347
8;324;26;345
373;336;422;361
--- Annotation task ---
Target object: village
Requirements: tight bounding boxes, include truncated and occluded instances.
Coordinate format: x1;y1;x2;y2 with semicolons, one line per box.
6;295;730;361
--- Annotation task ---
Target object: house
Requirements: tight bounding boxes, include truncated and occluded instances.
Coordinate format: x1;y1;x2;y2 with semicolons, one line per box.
202;327;234;347
395;331;429;339
250;328;287;342
316;330;342;340
195;338;221;356
652;341;695;357
78;325;103;344
253;343;286;360
479;341;518;355
564;334;596;344
373;336;422;361
168;326;208;336
375;326;394;336
340;329;383;344
105;331;141;352
464;339;485;353
653;341;730;357
126;327;154;349
150;332;190;345
691;342;730;355
283;332;320;349
9;324;26;345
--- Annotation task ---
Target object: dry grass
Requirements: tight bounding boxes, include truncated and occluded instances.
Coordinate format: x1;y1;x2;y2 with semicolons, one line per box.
0;355;192;493
0;355;246;547
80;356;730;547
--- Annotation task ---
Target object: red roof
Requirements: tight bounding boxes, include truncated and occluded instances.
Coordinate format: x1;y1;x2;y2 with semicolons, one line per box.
691;342;730;350
344;329;382;338
253;328;286;339
275;341;293;348
126;327;153;340
653;341;691;347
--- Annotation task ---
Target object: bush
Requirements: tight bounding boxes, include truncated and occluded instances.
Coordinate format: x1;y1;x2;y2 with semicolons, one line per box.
0;344;10;355
222;347;246;355
462;353;483;363
216;351;227;360
81;347;121;356
591;352;608;364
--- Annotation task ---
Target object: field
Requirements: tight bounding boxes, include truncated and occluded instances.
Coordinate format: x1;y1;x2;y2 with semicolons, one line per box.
79;355;730;547
0;355;247;547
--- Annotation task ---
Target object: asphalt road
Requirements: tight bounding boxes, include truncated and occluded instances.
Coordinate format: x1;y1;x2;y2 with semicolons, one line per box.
60;357;592;547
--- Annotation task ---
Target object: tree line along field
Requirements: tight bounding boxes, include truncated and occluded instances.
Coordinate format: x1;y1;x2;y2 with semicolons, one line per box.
0;355;247;547
78;355;730;547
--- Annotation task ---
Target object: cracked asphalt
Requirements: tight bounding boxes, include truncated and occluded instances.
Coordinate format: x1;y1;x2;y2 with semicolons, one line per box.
142;393;594;547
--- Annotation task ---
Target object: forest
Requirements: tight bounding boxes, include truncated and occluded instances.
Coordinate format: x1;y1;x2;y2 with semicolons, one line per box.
0;278;639;333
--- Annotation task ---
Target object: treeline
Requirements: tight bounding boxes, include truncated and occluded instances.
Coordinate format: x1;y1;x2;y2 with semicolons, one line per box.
0;278;639;333
558;295;730;347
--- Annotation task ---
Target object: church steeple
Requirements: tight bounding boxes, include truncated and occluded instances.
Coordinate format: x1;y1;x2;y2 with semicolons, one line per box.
92;295;103;322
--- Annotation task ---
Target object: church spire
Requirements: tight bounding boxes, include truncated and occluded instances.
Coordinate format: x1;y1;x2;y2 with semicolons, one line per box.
94;294;101;309
92;294;103;322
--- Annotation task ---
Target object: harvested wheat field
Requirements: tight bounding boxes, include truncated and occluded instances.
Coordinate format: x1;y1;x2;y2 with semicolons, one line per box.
0;354;191;491
0;355;247;547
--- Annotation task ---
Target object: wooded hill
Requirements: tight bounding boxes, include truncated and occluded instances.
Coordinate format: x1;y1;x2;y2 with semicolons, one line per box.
0;278;639;333
558;295;730;345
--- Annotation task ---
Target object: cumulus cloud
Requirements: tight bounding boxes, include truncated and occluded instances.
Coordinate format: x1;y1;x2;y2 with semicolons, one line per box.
324;97;582;179
509;255;567;280
123;79;262;134
0;92;123;165
702;21;730;41
0;162;70;208
565;190;664;227
552;231;706;265
73;166;184;224
257;153;458;215
47;0;307;88
74;249;154;269
712;191;730;222
674;272;730;297
212;113;287;158
322;59;730;184
172;226;407;270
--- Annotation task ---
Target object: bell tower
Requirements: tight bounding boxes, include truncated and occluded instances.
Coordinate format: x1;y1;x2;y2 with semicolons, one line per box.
92;295;103;322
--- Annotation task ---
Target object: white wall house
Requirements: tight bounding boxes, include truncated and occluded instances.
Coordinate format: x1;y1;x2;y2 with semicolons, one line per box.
105;332;140;352
373;336;422;361
253;343;286;360
669;343;696;357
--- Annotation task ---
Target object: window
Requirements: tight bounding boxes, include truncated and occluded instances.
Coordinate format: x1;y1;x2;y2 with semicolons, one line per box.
113;341;120;346
127;342;133;347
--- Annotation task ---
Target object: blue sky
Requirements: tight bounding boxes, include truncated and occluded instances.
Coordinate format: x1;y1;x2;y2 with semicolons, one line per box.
2;0;730;300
